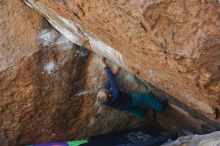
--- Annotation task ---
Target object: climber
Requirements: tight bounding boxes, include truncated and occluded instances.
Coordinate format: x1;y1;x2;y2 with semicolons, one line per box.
97;56;168;119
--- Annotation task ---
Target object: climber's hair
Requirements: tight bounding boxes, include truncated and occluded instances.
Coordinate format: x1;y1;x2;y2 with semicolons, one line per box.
96;87;110;104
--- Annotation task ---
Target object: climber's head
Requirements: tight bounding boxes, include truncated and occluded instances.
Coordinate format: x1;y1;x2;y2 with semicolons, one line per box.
97;88;111;104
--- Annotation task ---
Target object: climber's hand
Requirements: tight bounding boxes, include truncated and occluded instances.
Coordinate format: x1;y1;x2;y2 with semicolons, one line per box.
99;56;107;67
113;65;120;75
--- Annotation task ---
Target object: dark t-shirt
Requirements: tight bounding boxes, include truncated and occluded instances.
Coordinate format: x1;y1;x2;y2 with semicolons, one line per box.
104;66;132;110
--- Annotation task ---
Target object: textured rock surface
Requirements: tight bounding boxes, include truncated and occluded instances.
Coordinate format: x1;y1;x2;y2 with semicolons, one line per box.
0;0;41;72
24;0;220;119
0;1;153;145
1;0;220;145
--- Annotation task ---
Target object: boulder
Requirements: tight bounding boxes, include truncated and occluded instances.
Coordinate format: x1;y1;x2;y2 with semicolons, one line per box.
0;2;152;144
24;0;220;119
1;0;220;145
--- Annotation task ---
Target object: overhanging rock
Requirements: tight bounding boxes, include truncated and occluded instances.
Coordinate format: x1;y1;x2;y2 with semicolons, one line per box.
24;0;220;120
25;0;125;67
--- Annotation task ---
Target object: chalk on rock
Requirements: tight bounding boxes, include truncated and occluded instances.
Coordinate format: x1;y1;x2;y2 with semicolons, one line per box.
75;47;89;58
39;29;59;47
44;61;58;75
56;35;73;50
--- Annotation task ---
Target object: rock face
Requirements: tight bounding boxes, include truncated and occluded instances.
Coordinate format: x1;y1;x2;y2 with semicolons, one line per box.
24;0;220;120
0;1;153;145
1;0;220;145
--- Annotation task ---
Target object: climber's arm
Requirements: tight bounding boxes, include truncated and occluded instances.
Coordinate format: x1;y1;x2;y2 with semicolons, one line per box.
104;66;120;98
112;65;120;75
100;56;120;97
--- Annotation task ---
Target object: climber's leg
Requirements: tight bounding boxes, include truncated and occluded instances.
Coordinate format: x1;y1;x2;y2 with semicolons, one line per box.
131;92;166;111
127;107;145;119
